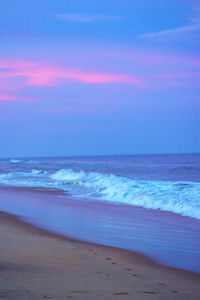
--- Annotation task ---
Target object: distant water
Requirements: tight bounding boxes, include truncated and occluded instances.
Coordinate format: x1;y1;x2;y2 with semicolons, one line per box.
0;154;199;219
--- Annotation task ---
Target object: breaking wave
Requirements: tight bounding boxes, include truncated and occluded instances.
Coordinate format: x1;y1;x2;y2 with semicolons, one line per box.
0;168;199;219
10;159;22;163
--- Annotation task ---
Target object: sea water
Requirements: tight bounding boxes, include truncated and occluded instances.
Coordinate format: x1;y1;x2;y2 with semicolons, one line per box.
0;154;199;272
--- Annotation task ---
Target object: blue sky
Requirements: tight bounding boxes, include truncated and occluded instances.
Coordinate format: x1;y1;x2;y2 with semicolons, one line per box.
0;0;199;157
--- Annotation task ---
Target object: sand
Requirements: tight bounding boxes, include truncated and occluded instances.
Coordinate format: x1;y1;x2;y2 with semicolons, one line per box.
0;211;200;300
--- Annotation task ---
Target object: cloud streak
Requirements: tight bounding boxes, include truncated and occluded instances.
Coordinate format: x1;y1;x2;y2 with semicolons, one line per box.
0;94;17;101
54;13;122;23
0;58;141;90
140;24;200;41
0;93;33;102
140;1;200;45
0;49;199;103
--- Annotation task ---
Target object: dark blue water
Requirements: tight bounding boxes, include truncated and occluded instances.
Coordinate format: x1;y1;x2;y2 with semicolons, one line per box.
1;153;200;182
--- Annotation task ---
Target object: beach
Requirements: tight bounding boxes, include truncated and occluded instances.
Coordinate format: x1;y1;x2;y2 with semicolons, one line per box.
1;210;200;300
0;155;200;299
1;0;199;296
0;184;199;273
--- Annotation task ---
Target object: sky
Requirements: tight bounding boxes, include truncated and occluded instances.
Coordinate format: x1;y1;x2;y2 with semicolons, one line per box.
0;0;199;157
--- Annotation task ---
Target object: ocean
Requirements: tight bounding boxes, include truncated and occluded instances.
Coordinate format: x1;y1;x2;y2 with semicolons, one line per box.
0;154;200;272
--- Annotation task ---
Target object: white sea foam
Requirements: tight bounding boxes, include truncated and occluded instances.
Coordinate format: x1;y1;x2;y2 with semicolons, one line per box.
0;169;49;189
31;169;47;175
51;169;200;219
10;159;21;163
51;169;85;181
0;168;199;219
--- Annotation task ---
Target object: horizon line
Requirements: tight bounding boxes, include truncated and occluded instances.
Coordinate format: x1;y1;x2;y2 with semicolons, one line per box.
1;152;199;160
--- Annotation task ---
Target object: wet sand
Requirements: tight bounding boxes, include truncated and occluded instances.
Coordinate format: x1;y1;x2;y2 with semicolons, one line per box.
1;186;200;273
0;211;200;300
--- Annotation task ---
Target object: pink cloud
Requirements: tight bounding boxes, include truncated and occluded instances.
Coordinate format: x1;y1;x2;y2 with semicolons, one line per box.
0;93;34;102
0;58;141;87
0;51;199;101
86;49;200;89
0;94;17;101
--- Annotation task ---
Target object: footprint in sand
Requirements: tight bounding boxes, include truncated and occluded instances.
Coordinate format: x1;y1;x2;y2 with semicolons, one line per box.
137;291;156;294
113;292;129;296
71;291;89;294
171;290;183;295
158;282;167;286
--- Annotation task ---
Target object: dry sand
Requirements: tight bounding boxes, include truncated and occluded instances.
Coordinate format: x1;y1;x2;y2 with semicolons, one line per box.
0;211;200;300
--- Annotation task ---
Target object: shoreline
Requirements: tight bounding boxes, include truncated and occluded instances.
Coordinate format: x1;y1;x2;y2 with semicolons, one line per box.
1;209;200;278
0;209;200;299
0;185;200;273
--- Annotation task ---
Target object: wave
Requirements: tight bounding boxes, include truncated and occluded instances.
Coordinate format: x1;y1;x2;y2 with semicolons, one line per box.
0;168;200;219
10;159;22;163
0;159;40;164
51;169;200;219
